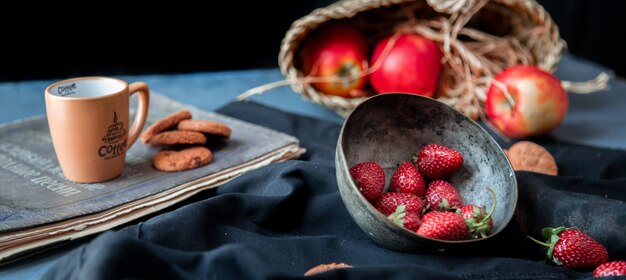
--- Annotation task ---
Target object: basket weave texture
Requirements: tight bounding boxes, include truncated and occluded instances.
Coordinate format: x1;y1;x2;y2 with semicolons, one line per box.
279;0;566;118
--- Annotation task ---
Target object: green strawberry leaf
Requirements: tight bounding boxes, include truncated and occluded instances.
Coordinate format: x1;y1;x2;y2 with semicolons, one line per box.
387;205;407;227
541;227;555;239
527;235;552;247
438;198;450;211
472;205;481;218
535;226;566;264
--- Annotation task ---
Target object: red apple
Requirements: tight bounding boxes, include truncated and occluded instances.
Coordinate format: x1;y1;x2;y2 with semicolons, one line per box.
303;22;368;97
369;34;442;97
485;65;568;139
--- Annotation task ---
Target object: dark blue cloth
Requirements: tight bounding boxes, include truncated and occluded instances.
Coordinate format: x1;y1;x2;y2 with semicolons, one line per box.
43;101;626;280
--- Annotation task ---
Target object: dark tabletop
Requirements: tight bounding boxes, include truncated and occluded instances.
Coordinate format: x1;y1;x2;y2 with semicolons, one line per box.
1;53;625;279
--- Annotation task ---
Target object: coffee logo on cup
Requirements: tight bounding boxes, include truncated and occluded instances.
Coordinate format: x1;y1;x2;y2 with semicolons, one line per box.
98;112;127;159
57;83;77;96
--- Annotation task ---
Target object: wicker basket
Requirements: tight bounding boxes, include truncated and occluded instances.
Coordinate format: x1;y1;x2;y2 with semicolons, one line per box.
279;0;566;118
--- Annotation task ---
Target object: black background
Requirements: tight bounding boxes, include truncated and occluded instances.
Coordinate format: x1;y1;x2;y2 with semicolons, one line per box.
1;0;624;82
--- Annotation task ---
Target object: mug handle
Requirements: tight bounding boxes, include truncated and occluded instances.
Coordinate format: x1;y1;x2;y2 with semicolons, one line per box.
127;82;150;148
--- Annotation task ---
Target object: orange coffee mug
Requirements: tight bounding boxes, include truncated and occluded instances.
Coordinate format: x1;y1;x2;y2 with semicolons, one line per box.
45;77;150;183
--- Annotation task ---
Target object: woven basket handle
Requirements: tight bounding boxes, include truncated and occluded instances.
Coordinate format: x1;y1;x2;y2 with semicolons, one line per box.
562;72;610;94
426;0;479;14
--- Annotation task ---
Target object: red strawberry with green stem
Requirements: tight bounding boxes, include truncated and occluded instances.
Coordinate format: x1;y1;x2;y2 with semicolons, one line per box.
425;180;463;211
459;188;496;239
594;261;626;277
374;192;424;216
416;211;468;240
349;162;385;202
390;161;426;196
414;143;464;180
387;205;422;231
528;227;609;269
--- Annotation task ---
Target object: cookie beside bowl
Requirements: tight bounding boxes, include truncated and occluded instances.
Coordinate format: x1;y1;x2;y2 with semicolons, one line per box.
335;93;517;252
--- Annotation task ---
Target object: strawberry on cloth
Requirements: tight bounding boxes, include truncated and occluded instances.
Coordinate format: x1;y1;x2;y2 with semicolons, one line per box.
594;261;626;277
529;227;609;270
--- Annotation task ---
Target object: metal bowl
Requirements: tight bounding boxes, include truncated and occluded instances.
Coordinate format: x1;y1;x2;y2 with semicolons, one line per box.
335;93;517;252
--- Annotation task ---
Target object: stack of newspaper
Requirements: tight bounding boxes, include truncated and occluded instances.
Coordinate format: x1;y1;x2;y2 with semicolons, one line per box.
0;94;304;263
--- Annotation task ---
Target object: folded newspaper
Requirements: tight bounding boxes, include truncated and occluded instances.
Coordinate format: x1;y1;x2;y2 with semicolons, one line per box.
0;94;304;263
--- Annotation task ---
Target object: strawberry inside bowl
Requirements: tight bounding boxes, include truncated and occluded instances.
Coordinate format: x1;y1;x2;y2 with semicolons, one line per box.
335;93;517;252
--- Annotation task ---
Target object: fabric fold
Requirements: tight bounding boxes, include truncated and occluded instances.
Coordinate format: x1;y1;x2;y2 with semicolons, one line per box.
43;101;626;280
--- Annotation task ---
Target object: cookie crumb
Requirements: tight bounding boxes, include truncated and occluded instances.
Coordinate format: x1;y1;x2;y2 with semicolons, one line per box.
304;263;352;276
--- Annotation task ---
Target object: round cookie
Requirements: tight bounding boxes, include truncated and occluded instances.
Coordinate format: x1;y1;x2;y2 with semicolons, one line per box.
153;146;213;172
177;120;231;139
304;263;351;276
140;110;192;144
506;141;558;175
149;131;207;147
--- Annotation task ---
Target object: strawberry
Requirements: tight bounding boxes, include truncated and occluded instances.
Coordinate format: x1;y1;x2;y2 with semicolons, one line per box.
390;161;426;196
459;188;497;239
425;180;463;211
374;192;424;216
416;211;468;240
460;205;495;239
387;205;422;231
594;261;626;277
528;227;609;269
349;162;385;202
414;143;464;180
